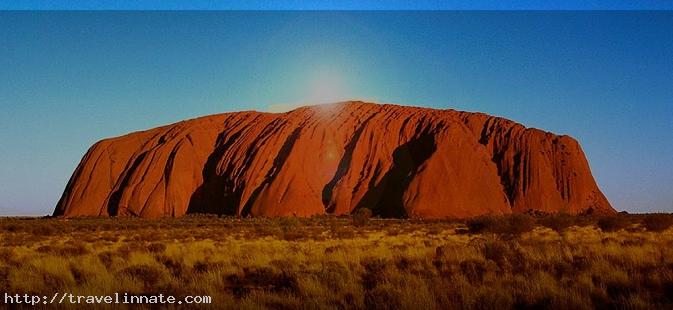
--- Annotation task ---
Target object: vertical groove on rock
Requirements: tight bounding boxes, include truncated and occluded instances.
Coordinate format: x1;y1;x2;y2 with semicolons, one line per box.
240;125;304;216
355;125;438;218
106;152;147;216
55;101;614;218
322;113;377;212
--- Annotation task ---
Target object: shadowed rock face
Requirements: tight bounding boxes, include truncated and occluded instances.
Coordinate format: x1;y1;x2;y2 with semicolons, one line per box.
54;102;614;218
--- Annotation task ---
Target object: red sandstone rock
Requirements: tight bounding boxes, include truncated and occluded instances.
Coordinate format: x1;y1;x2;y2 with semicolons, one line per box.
54;102;614;218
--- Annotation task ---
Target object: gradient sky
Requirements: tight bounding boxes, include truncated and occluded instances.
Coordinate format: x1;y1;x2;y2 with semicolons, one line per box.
3;1;673;10
1;11;672;215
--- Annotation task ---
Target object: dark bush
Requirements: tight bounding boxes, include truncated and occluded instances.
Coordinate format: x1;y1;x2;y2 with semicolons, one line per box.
238;266;299;294
537;213;576;232
38;244;89;256
481;241;512;264
597;216;630;232
466;216;499;234
0;266;9;290
361;257;389;289
621;237;646;247
364;284;402;310
317;261;350;289
99;233;118;242
506;214;536;235
571;255;590;271
120;264;166;289
192;261;224;273
0;248;13;262
156;255;184;277
32;224;57;236
642;214;673;232
2;223;20;232
36;245;55;254
147;243;166;253
282;230;304;241
460;259;488;283
352;208;372;227
98;251;115;268
467;214;535;236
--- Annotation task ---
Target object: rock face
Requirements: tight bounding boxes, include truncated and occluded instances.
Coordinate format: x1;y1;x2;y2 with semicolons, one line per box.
54;102;614;218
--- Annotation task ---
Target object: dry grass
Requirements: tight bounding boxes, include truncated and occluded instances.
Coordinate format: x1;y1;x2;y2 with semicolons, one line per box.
0;214;672;309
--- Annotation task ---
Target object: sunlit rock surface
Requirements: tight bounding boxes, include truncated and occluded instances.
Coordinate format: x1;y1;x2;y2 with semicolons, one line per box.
55;102;614;218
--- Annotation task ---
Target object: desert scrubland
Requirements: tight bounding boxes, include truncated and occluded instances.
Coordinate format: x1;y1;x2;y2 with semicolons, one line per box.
1;213;672;309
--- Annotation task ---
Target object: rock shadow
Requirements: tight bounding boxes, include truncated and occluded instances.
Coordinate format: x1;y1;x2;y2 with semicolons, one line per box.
186;130;244;216
354;133;437;218
107;152;147;216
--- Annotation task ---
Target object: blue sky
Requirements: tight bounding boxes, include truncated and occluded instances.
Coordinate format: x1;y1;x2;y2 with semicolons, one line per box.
2;1;673;10
1;11;672;215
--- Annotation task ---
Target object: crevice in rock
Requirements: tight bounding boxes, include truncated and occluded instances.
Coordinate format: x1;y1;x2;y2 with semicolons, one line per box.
322;113;377;213
354;131;437;218
239;125;303;216
186;127;247;216
106;152;147;216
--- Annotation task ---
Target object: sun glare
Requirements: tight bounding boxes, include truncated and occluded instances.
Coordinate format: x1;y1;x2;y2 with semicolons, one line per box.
267;65;354;113
304;67;348;104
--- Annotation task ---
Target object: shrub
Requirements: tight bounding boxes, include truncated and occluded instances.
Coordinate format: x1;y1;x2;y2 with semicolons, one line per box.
32;224;57;236
120;264;167;289
466;216;499;234
0;266;9;290
537;213;576;232
57;244;89;256
317;261;350;290
361;257;389;289
2;222;20;232
192;261;224;273
233;267;299;294
481;241;512;265
506;214;536;235
642;214;673;232
460;259;488;283
156;255;184;277
37;244;89;256
282;230;304;241
365;284;403;310
147;243;166;253
0;248;13;262
466;214;535;236
98;251;115;268
352;208;373;227
597;216;630;232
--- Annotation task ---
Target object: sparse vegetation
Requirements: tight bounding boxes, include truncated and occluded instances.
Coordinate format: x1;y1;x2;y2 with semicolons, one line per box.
466;214;535;236
597;215;631;232
0;214;672;309
643;213;673;232
537;213;576;232
352;208;372;227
